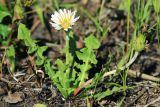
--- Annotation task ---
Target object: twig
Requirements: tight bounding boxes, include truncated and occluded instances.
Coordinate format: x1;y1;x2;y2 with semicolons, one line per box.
144;96;160;107
0;77;16;84
142;55;160;62
45;42;61;51
126;88;147;107
128;70;160;81
31;18;41;34
0;46;8;50
0;48;6;76
24;8;46;15
0;77;35;85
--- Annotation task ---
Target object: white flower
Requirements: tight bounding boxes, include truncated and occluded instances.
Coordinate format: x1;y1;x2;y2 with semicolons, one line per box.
50;9;80;31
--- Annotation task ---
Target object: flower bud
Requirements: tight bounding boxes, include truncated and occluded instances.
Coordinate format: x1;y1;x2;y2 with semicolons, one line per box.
133;34;146;52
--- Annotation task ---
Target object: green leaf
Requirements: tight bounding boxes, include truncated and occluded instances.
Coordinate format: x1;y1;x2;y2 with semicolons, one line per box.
28;45;38;53
76;36;99;85
76;64;91;73
90;72;104;86
117;51;130;69
58;87;68;98
95;89;112;100
133;33;146;52
89;52;98;64
55;59;67;72
84;34;100;49
76;63;91;84
70;68;77;82
18;24;30;40
36;46;48;65
44;59;55;78
44;59;70;99
76;48;97;64
6;46;15;57
76;48;90;62
13;0;24;21
95;86;121;100
53;0;59;10
6;45;15;72
0;4;11;22
18;23;37;53
78;70;88;82
0;24;11;39
153;0;160;13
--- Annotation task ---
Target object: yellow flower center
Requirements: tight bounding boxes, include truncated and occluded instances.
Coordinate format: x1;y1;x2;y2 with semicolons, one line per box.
60;17;71;30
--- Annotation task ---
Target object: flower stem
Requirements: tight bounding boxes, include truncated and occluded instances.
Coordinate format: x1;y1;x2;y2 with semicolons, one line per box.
66;32;70;65
64;31;71;90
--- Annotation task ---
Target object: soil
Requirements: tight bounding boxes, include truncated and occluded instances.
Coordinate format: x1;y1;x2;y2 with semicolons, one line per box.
0;0;160;107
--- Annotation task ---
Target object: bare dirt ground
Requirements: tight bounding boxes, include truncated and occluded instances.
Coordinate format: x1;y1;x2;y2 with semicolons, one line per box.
0;0;160;107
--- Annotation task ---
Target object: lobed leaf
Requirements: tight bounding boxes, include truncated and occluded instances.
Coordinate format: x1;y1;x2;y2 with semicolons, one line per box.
18;23;37;53
0;4;11;22
76;48;97;64
95;86;121;100
55;59;67;72
84;34;100;50
0;24;11;39
36;46;48;65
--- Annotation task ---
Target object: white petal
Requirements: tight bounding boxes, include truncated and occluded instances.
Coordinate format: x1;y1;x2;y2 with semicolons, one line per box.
64;28;69;31
50;22;61;30
68;10;71;15
71;11;76;19
54;11;62;22
51;14;60;24
63;9;67;14
72;16;80;23
67;10;71;17
51;14;54;18
63;9;67;19
59;9;64;18
68;10;72;19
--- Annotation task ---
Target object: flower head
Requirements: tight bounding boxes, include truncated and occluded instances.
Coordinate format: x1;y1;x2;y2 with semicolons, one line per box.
50;9;80;31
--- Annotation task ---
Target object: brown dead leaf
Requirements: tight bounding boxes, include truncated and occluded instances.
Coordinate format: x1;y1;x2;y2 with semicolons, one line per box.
3;91;23;103
87;0;100;14
81;0;88;5
0;84;7;96
0;0;5;5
